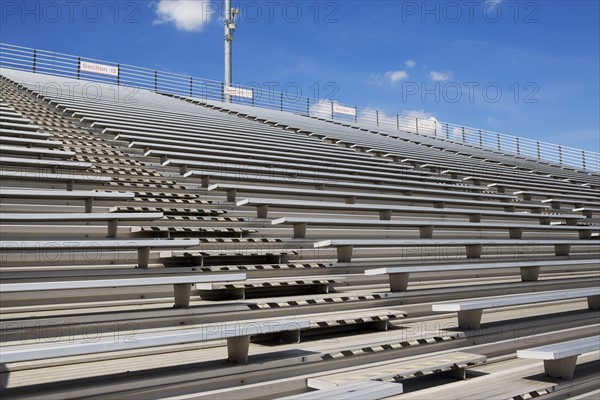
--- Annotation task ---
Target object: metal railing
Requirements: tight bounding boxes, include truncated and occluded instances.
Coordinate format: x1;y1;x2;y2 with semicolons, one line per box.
1;43;597;172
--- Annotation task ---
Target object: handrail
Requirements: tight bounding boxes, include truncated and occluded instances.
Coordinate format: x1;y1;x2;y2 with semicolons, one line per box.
0;42;597;172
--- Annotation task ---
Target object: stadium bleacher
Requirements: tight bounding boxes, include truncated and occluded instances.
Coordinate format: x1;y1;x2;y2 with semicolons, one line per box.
0;66;598;399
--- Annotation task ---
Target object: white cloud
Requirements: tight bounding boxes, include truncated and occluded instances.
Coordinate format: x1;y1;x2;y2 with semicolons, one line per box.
386;70;408;83
368;70;409;85
402;109;437;121
405;60;416;68
429;70;453;82
153;0;214;32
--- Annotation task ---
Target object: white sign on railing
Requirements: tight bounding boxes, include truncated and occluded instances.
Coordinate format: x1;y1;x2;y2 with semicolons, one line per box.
225;85;253;99
333;103;356;116
80;61;119;77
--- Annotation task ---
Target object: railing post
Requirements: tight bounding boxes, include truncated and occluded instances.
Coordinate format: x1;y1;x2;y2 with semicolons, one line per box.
446;123;449;139
355;107;357;123
461;127;465;143
280;93;284;111
396;114;400;130
331;102;334;120
251;89;255;107
558;146;563;164
154;70;158;93
582;150;586;170
32;49;37;73
415;118;419;134
434;121;437;136
497;133;501;150
306;98;310;116
516;137;520;155
537;141;541;160
221;82;225;102
189;77;193;97
376;110;379;127
479;130;483;146
77;57;81;80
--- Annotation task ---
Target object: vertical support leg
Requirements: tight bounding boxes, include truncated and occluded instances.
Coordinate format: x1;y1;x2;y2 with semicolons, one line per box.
227;335;250;364
554;244;571;256
226;189;237;202
509;227;523;239
277;329;301;344
66;180;75;191
440;367;467;380
107;220;118;238
466;244;483;259
173;283;192;308
418;226;434;239
345;196;356;204
469;214;482;223
293;223;308;239
257;204;269;219
520;266;541;282
539;217;551;225
389;272;410;292
543;355;579;379
457;309;483;330
84;198;93;213
201;176;210;188
588;295;600;310
337;245;354;262
379;210;393;220
433;202;445;209
138;247;150;269
579;230;592;239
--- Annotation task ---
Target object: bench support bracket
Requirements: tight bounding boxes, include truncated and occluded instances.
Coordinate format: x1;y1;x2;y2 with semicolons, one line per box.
173;283;192;308
588;295;600;310
227;335;250;364
543;355;578;379
520;266;540;282
293;223;307;239
337;245;354;263
457;309;483;330
389;272;410;292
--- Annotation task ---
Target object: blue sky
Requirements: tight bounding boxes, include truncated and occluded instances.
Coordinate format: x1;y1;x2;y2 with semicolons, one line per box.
1;0;598;151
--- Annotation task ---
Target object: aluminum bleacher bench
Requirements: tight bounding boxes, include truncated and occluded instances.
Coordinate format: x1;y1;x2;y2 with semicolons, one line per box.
0;319;310;365
365;259;599;291
185;168;517;202
0;156;93;171
313;239;594;262
237;198;584;225
272;217;597;239
514;189;598;203
0;121;40;131
573;207;600;218
196;277;345;300
0;144;75;159
541;196;599;209
432;287;600;329
0;170;112;190
208;183;548;212
0;189;134;212
0;136;62;148
276;381;404;400
517;335;600;379
0;128;52;139
0;273;245;308
0;239;199;268
307;352;487;388
0;212;163;238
